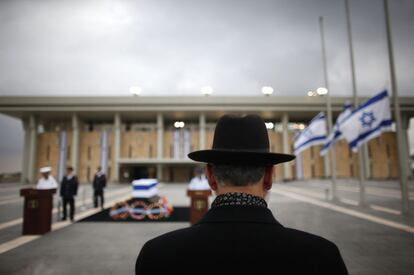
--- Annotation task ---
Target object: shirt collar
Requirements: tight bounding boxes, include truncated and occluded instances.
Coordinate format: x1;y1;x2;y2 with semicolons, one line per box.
197;204;281;226
211;192;267;209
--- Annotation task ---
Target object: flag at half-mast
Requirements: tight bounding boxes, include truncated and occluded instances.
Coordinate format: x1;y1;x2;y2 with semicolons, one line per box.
294;112;327;155
339;90;392;152
320;101;352;156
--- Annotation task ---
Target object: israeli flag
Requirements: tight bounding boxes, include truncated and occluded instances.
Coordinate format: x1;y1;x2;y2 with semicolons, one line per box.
340;90;392;152
294;112;327;155
320;102;352;156
131;178;159;198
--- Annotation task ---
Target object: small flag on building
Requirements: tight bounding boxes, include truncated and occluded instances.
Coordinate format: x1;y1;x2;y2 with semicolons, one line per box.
320;102;352;156
339;90;392;152
294;112;327;155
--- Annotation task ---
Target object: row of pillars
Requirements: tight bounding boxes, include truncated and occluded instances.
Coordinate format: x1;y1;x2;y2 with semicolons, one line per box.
21;112;294;184
22;114;81;184
24;112;411;183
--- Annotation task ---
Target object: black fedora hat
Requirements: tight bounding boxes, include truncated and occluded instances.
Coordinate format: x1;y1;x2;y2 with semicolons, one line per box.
188;115;295;165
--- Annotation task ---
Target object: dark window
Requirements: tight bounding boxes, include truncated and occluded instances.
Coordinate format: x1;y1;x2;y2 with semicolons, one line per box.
46;145;50;161
310;147;314;159
88;123;93;132
149;145;153;158
67;145;71;161
128;145;132;158
386;144;391;158
108;145;111;160
108;167;111;180
87;146;92;160
311;164;315;178
87;166;91;182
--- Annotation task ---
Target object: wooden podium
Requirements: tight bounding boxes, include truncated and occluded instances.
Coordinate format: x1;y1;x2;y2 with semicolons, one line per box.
20;188;56;235
187;189;212;225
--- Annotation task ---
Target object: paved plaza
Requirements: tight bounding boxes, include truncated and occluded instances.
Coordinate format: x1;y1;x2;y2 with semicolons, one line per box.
0;180;413;274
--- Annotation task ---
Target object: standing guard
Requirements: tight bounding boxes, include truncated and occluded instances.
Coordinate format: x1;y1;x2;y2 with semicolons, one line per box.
93;166;107;209
60;166;78;222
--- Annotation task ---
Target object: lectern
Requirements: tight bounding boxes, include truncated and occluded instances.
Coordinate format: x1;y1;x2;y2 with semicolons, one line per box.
20;188;56;235
187;189;212;225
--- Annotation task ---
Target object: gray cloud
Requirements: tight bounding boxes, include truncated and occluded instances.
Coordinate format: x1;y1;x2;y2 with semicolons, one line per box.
0;0;413;173
0;0;412;97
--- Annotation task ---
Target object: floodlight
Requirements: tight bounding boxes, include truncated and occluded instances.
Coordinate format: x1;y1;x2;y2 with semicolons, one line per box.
200;86;213;96
130;86;142;96
261;86;274;96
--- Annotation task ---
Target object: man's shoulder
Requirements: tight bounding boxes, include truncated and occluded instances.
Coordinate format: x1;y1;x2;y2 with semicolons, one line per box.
280;227;339;251
144;226;196;247
142;223;338;252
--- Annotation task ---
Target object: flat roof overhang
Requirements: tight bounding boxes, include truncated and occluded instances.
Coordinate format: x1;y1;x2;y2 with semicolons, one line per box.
118;158;195;165
1;95;414;121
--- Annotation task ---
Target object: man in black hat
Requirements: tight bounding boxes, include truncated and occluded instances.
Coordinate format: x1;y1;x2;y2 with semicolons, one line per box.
135;114;348;274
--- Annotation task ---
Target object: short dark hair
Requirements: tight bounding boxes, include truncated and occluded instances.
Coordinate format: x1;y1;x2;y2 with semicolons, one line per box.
211;164;266;187
66;166;73;171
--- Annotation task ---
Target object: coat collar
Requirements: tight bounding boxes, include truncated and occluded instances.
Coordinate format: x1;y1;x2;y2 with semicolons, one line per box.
196;205;283;226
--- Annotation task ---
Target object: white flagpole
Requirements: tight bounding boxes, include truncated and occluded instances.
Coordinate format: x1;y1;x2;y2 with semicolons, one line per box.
344;0;367;206
383;0;410;214
318;16;338;201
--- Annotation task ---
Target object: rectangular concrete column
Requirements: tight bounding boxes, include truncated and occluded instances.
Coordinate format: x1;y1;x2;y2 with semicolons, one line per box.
363;144;371;178
21;119;30;184
156;114;164;181
401;115;412;179
157;113;164;158
71;114;80;175
324;152;331;178
199;113;206;150
281;113;291;180
27;115;37;184
114;113;121;183
156;164;163;182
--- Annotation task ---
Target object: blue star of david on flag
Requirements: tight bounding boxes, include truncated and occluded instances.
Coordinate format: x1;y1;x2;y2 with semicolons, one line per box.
339;90;392;152
359;111;376;128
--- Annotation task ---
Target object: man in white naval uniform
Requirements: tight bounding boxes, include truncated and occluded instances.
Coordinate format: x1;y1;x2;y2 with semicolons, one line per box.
36;166;58;190
188;167;210;191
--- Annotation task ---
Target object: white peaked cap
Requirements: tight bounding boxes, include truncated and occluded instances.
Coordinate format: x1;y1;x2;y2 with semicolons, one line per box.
39;166;52;173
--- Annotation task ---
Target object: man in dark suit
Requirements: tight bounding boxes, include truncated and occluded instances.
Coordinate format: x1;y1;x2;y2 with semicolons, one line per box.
60;166;78;222
135;115;348;274
93;166;106;209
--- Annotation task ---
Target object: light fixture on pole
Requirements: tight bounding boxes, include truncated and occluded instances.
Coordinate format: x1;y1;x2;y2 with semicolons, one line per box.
316;87;328;95
265;122;274;130
174;121;185;128
130;86;142;96
261;86;274;96
200;86;213;96
307;90;316;97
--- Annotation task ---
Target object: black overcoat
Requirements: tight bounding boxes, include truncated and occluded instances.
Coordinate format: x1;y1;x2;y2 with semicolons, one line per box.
92;174;106;192
60;176;78;198
135;205;348;274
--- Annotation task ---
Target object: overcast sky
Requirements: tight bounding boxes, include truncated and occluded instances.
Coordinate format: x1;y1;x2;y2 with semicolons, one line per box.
0;0;413;173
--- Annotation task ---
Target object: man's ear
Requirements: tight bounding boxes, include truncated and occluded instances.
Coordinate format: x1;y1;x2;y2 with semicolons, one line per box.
263;166;273;191
206;164;218;191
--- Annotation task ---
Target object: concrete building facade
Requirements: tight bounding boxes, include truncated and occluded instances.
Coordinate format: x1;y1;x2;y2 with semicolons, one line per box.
1;96;413;184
